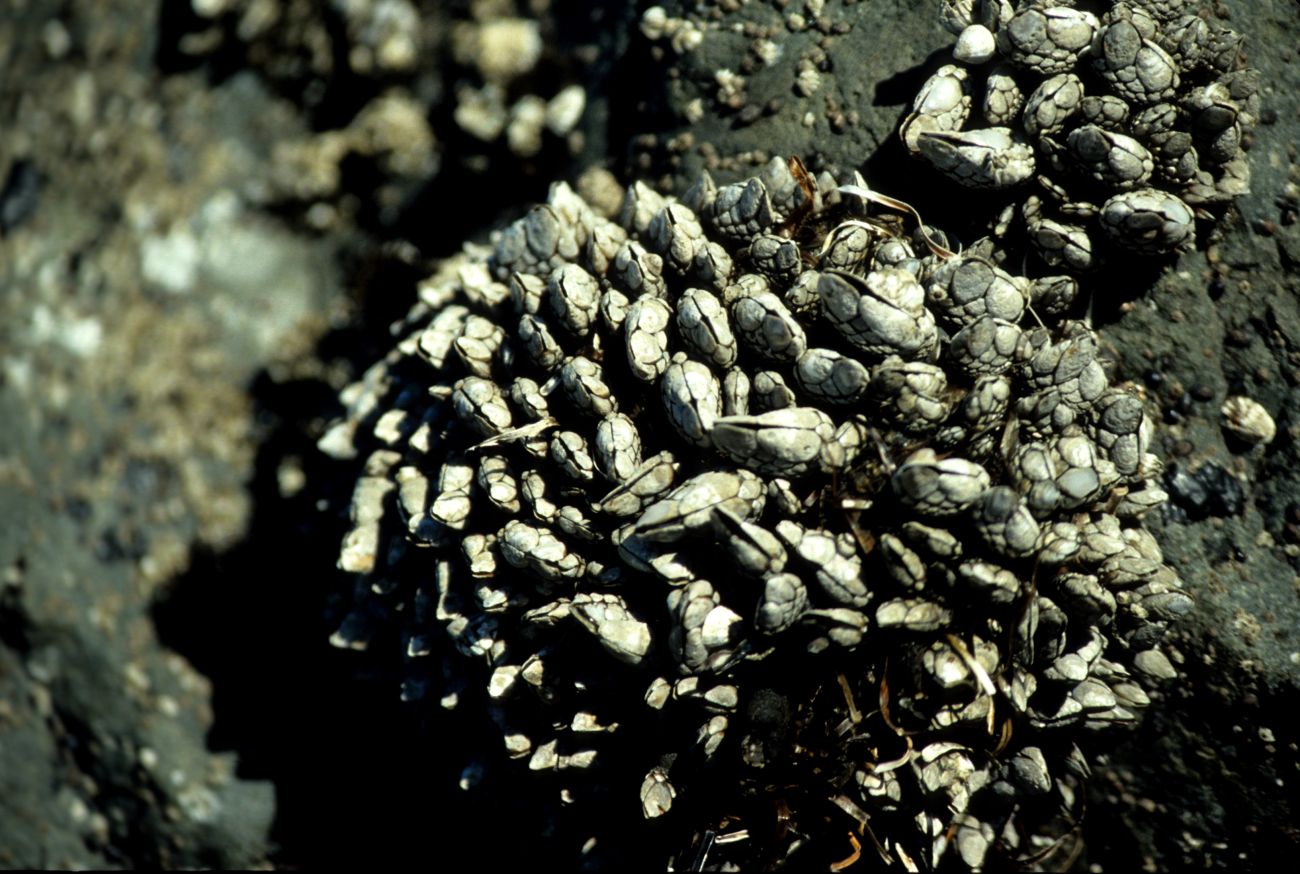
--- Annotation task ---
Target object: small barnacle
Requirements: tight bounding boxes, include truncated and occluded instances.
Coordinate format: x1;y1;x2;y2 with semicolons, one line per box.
1220;395;1276;446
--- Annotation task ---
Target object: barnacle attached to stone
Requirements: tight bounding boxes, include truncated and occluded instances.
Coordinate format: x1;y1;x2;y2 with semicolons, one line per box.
322;157;1190;870
901;64;973;153
1220;394;1277;446
913;0;1260;268
917;126;1038;189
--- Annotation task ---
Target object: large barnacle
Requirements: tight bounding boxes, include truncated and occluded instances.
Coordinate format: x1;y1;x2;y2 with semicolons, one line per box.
321;157;1186;870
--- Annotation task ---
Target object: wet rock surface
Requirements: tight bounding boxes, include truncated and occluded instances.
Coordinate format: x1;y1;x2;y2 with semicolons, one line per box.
2;0;1298;869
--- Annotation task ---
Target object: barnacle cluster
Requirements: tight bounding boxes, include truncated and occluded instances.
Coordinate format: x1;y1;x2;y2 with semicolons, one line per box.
906;0;1259;269
320;155;1191;869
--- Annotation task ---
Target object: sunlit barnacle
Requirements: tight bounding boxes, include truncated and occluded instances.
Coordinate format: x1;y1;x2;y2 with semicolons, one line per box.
917;126;1037;189
915;0;1258;271
1220;395;1277;446
323;152;1188;871
1100;186;1195;252
623;296;674;382
676;287;737;369
901;64;972;154
1022;72;1084;139
996;5;1100;74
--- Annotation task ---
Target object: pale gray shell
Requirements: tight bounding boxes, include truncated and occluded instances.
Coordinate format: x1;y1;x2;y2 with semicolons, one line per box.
818;268;938;361
1093;390;1150;476
584;220;628;277
1079;93;1131;130
917;127;1037;189
1022;73;1084;139
792;348;871;405
1099;187;1194;253
452;377;513;440
957;560;1021;605
749;234;806;288
415;305;470;370
761;155;809;223
518;314;565;370
454;315;506;378
676;288;738;369
429;456;475;530
817;222;876;275
782;270;823;316
624;296;674;382
594;412;643;484
500;519;586;581
597;451;679;517
722;367;750;417
755;572;808;634
571;592;653;665
711;407;842;478
892;450;991;516
706;178;775;242
1068;124;1155;190
925;254;1026;326
717;514;786;577
611;239;668;300
508;376;549;420
691;241;734;291
634;469;765;543
776;520;869;608
969;486;1042;559
1220;395;1276;445
875;598;952;632
660;355;722;448
549;429;597;483
871;359;953;435
618;180;670;237
560;356;617;418
982;63;1026;126
491;203;581;281
1026;214;1097;273
1091;19;1180;106
548;264;601;338
680;169;717;216
510;273;546;316
730;286;807;362
1028;275;1079;317
954;23;996;64
647;203;706;275
751;369;797;412
1022;332;1108;411
869;238;919;276
996;6;1099;74
478;454;522;514
946;316;1022;377
901;64;972;153
667;581;743;672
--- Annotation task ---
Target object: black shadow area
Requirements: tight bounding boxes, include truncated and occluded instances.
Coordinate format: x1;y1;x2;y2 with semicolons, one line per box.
149;328;472;868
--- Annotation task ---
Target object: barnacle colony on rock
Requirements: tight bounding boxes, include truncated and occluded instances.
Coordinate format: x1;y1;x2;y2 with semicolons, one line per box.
320;155;1190;869
908;0;1259;270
